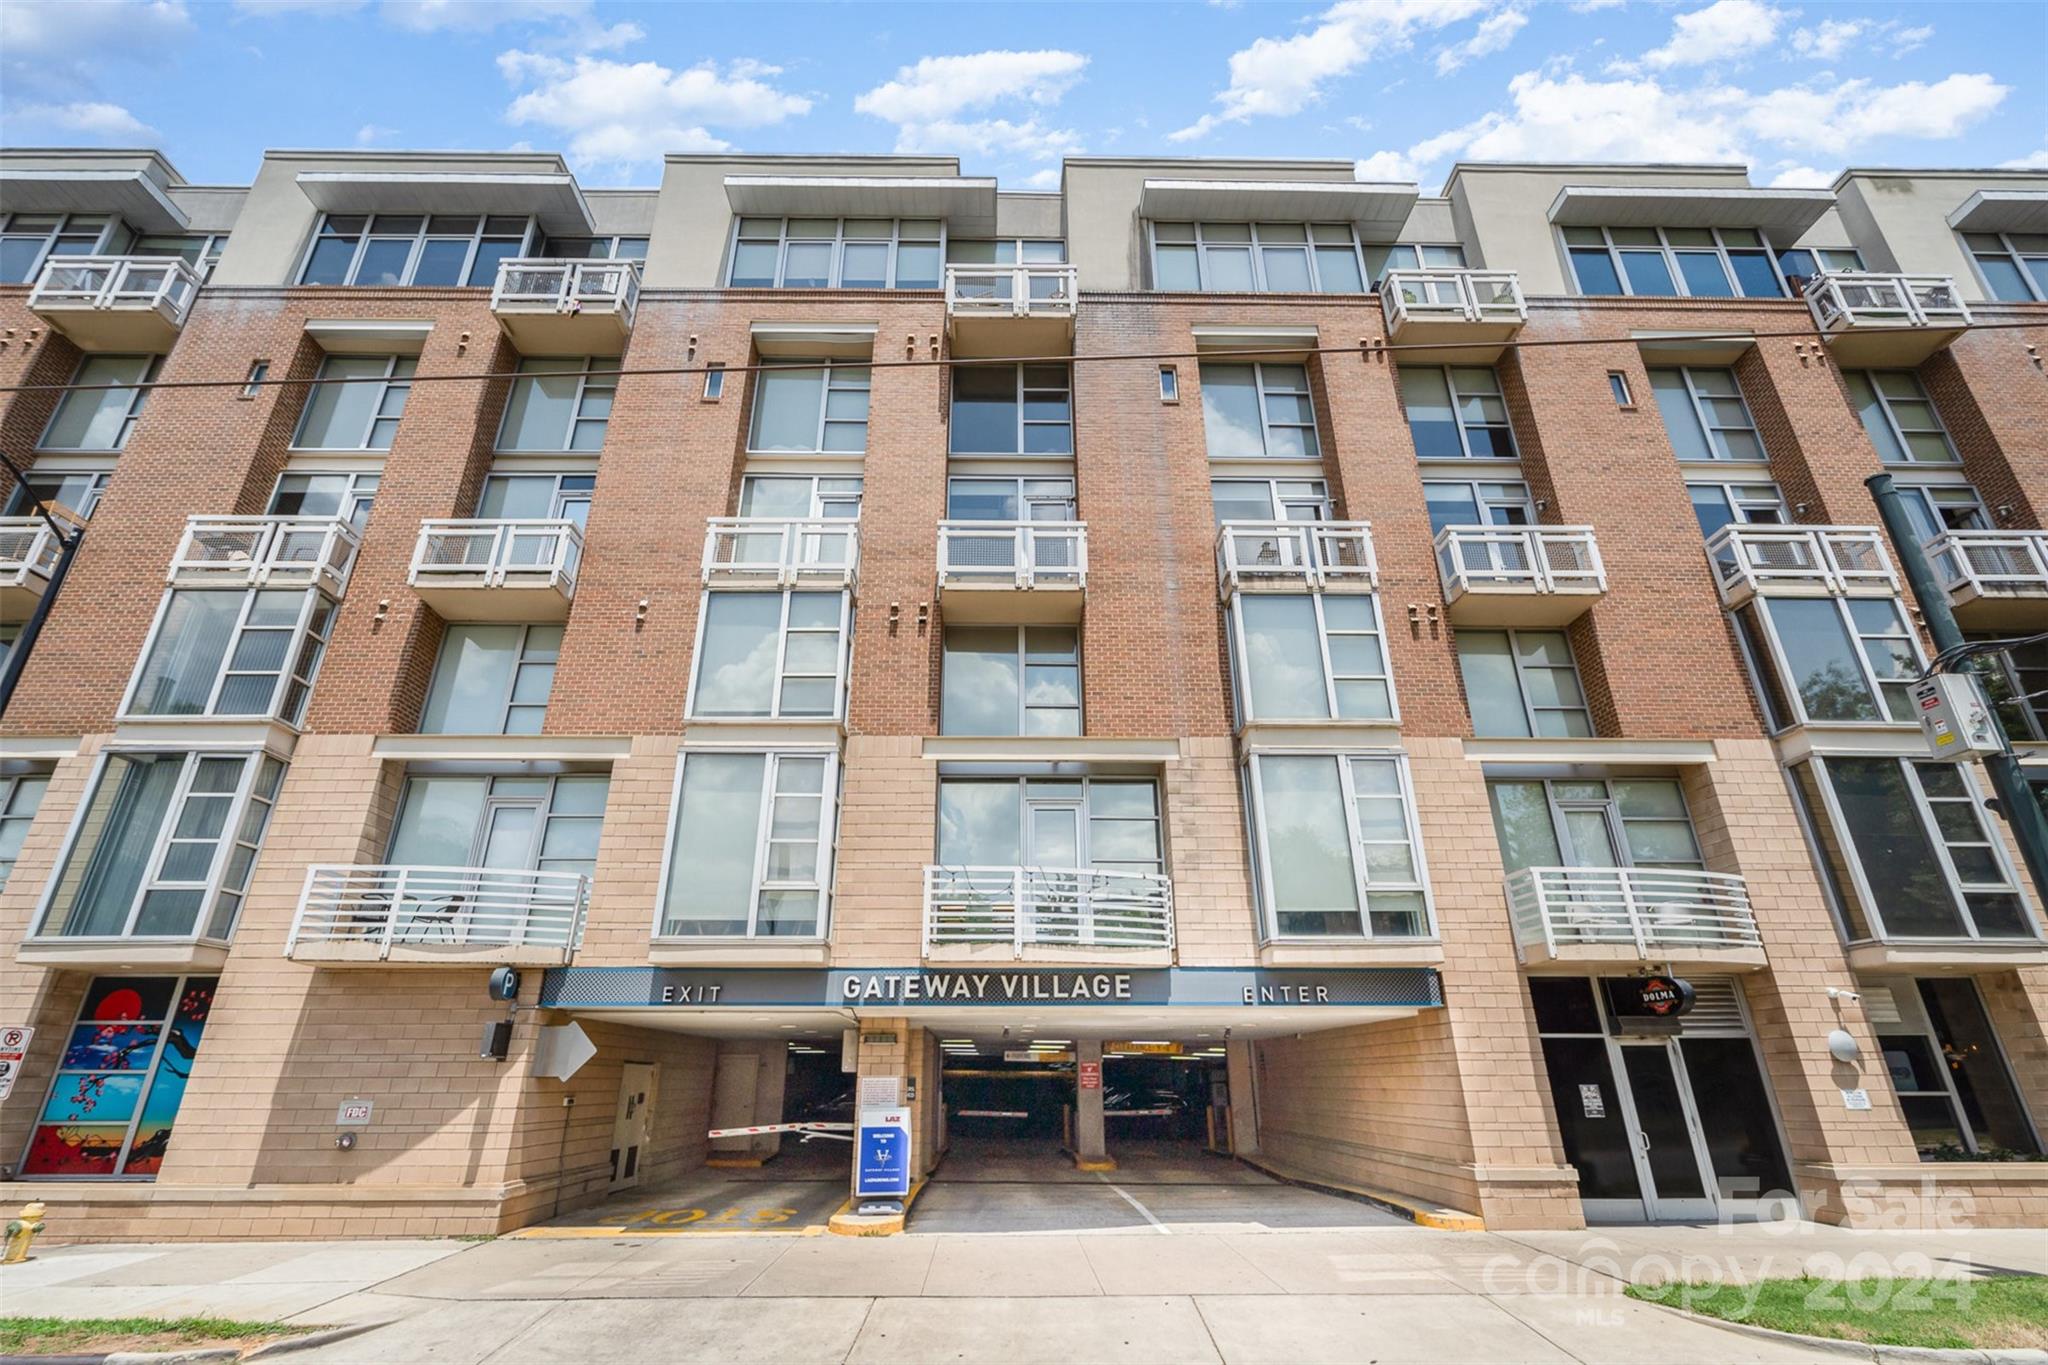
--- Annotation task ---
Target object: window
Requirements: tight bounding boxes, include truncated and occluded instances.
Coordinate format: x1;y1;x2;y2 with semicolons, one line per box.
21;974;220;1178
267;471;380;529
658;750;838;938
1229;594;1392;723
5;471;110;521
946;239;1066;266
0;212;117;284
539;235;649;260
1424;480;1533;535
1845;371;1958;465
496;357;617;451
1896;484;1989;541
1361;243;1467;287
1877;978;2041;1158
946;476;1074;522
1650;367;1764;462
1487;777;1704;874
1457;629;1592;737
1200;362;1318;459
1401;365;1516;459
420;624;562;735
479;472;594;527
689;590;849;720
937;777;1163;878
1608;372;1633;406
1970;635;2047;743
242;361;269;398
1245;753;1431;939
35;750;284;941
1686;481;1787;539
1564;226;1784;298
1151;222;1367;293
387;772;607;880
747;360;869;453
739;475;863;520
1735;596;1920;729
125;589;336;725
0;770;51;887
1159;366;1179;402
134;232;229;278
1774;246;1864;293
703;365;725;400
1961;231;2048;303
942;626;1080;735
1210;478;1331;523
40;355;159;451
292;355;415;450
298;213;534;287
728;217;942;289
949;364;1072;455
1796;757;2035;942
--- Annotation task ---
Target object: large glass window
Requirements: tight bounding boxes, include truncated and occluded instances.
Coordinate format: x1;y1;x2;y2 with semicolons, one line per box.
298;213;533;287
1774;246;1864;294
6;470;110;521
1456;629;1592;738
21;974;219;1178
1200;362;1318;459
942;626;1080;736
728;217;942;289
949;364;1072;455
496;357;617;452
1970;635;2048;743
387;772;607;881
1845;371;1958;465
1361;243;1467;287
539;235;649;260
40;355;159;452
1229;594;1391;723
1400;365;1515;459
1961;231;2048;304
945;476;1074;522
478;472;594;527
125;589;336;725
739;474;863;520
1650;367;1764;462
1686;481;1786;539
0;770;51;887
1245;753;1431;939
1424;480;1533;534
937;778;1162;877
36;751;284;942
1564;226;1784;298
1150;222;1366;293
658;750;837;938
1735;596;1920;729
0;212;117;284
1895;484;1989;541
1209;478;1331;523
420;624;562;735
267;471;380;529
292;355;415;451
1487;778;1703;874
1878;977;2041;1158
747;360;869;453
689;590;849;720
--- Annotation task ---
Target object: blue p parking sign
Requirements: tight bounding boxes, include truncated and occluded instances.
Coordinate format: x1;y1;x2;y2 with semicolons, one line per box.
856;1107;911;1198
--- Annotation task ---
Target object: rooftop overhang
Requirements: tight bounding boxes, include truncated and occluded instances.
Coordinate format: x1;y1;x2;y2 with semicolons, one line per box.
1139;179;1418;235
723;175;999;235
295;171;595;236
1548;184;1835;239
1946;189;2048;236
0;169;188;233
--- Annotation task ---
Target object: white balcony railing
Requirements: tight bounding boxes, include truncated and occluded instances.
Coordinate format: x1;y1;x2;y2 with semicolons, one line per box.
410;518;582;594
288;864;590;961
937;521;1087;590
1806;272;1971;335
923;865;1174;955
1705;524;1898;604
1928;529;2048;603
703;517;859;587
1506;866;1762;961
1435;526;1604;597
1215;521;1377;595
490;258;641;326
1379;269;1527;333
29;255;201;329
0;518;63;592
944;263;1079;320
168;515;360;594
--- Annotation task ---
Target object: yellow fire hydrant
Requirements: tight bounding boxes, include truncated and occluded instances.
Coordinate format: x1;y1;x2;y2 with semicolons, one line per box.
3;1201;46;1264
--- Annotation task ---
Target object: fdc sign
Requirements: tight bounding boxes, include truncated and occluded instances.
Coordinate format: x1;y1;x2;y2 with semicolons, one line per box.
856;1106;911;1199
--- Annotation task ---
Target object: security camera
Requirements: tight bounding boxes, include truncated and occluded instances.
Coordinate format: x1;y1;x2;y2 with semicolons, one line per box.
1826;987;1861;1004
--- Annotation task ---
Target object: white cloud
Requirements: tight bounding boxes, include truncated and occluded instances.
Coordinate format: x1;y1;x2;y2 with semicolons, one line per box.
499;51;812;172
1790;17;1934;62
382;0;586;31
1436;8;1527;75
1767;164;1835;188
855;50;1087;161
887;117;1082;161
1355;150;1420;181
1460;70;1750;161
1016;167;1062;190
1;1;192;95
1637;0;1787;70
1170;0;1488;141
1569;0;1626;10
229;0;365;14
1744;73;2008;155
1999;138;2048;170
355;122;398;146
10;100;155;138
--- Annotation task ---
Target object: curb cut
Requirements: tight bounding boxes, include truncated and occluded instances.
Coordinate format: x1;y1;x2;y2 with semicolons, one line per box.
243;1320;398;1359
86;1320;395;1365
1658;1305;2048;1365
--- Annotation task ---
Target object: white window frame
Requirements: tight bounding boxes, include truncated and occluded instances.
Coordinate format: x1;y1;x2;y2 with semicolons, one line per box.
494;356;619;453
940;624;1082;736
134;231;230;279
1896;482;1990;539
685;589;852;722
745;359;870;455
1423;479;1535;532
120;587;337;727
1243;751;1436;942
1735;596;1924;732
267;469;381;529
1146;221;1369;294
294;212;537;287
1486;776;1707;872
738;474;864;520
38;354;161;452
1209;477;1332;523
1651;366;1766;463
0;768;51;888
1562;225;1789;298
1456;628;1594;738
1847;370;1960;466
725;216;947;289
1227;593;1397;726
653;748;842;941
385;771;608;878
1200;361;1320;460
944;238;1067;265
945;475;1075;521
290;354;416;451
1959;229;2048;303
478;470;595;525
419;623;563;736
7;468;113;521
0;211;120;283
1362;242;1469;287
1401;364;1518;461
948;363;1074;457
1685;480;1788;534
538;233;649;260
935;776;1165;875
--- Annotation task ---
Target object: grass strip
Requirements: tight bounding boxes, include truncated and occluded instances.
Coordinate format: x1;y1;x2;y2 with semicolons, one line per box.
0;1315;314;1357
1625;1276;2048;1350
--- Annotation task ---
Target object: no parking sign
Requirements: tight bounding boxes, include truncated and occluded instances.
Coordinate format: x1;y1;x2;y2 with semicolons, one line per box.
856;1106;911;1198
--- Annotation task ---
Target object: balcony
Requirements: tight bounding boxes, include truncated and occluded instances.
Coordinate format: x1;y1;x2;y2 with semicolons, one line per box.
28;255;201;352
409;518;582;622
0;518;63;617
1805;272;1970;366
1435;526;1605;626
168;516;360;595
1705;525;1898;608
702;517;858;588
1928;529;2048;630
923;864;1174;963
1379;270;1526;356
1506;867;1766;972
937;521;1086;624
1215;521;1377;598
944;263;1079;358
489;258;641;352
286;864;589;966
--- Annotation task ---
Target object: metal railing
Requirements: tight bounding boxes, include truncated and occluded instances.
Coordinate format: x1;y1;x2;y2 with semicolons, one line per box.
1927;529;2048;602
410;518;582;594
490;258;641;325
703;517;859;587
0;518;62;589
1379;269;1526;331
1435;526;1604;597
288;864;590;959
1704;524;1898;602
168;515;360;593
1215;521;1377;594
1506;866;1762;959
938;521;1087;590
29;255;201;327
1806;272;1971;334
923;864;1174;954
943;263;1079;319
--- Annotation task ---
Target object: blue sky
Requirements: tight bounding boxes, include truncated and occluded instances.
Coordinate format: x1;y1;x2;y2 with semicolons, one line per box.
2;0;2042;192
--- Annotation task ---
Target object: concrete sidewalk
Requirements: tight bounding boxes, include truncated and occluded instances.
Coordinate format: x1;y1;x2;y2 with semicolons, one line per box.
3;1222;2042;1364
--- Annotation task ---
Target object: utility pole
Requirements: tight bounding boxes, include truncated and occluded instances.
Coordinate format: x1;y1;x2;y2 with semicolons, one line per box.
1867;472;2048;902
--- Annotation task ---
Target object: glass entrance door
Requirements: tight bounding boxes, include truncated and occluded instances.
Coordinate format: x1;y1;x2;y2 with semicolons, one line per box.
1026;798;1083;942
1615;1042;1718;1221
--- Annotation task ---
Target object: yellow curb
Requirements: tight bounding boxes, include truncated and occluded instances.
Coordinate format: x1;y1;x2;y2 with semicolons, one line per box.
825;1177;927;1237
1073;1156;1118;1172
1235;1155;1484;1231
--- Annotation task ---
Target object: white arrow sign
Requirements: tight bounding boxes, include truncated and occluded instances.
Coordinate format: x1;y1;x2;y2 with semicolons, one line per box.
531;1021;597;1081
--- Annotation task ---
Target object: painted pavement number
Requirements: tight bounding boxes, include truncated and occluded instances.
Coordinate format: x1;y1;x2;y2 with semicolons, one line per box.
618;1204;804;1230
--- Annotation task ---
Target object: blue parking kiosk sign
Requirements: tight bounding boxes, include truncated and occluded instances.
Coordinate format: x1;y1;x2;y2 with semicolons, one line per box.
856;1107;911;1197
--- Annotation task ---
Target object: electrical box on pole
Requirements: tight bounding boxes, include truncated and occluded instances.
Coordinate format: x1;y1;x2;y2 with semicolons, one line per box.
1910;673;2006;762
